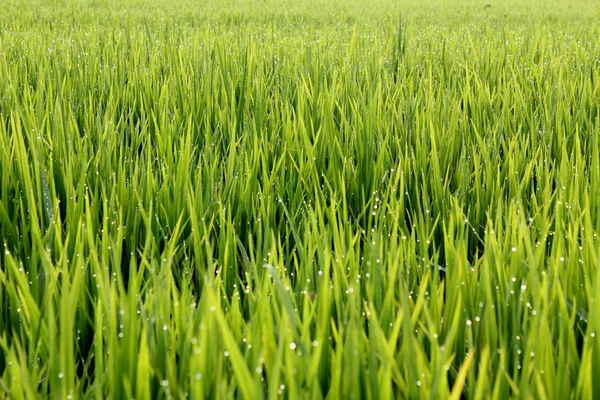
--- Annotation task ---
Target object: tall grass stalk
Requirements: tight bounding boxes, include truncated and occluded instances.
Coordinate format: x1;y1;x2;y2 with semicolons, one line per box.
1;0;600;398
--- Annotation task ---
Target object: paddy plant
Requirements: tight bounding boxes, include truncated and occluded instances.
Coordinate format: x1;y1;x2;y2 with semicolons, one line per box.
1;0;600;398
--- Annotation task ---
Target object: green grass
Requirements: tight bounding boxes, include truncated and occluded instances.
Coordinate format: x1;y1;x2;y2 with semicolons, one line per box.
1;0;600;398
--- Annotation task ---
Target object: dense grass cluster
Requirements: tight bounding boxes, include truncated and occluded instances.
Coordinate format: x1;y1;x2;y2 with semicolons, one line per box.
1;0;600;398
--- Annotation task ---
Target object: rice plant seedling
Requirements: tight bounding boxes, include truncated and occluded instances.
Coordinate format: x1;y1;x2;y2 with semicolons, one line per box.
1;0;600;398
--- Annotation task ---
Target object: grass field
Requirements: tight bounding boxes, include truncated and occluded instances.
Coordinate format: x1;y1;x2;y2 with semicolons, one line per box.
1;0;600;398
